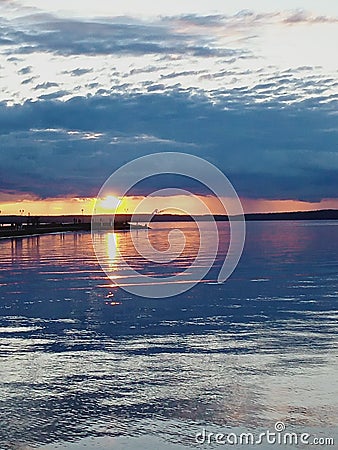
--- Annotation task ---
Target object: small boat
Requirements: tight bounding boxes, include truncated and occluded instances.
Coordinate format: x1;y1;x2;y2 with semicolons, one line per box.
128;222;150;230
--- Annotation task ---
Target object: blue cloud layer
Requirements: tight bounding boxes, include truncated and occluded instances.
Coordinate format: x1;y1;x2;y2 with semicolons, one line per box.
0;6;337;202
0;93;337;201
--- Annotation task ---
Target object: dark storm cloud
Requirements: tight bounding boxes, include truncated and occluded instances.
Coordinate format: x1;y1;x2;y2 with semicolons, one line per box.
0;92;337;201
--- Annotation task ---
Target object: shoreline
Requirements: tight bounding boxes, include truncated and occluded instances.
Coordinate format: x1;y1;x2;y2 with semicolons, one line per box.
0;222;150;240
1;209;337;226
0;223;91;240
1;208;337;240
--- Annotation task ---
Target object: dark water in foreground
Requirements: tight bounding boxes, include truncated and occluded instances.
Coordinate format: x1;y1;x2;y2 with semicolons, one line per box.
0;221;337;449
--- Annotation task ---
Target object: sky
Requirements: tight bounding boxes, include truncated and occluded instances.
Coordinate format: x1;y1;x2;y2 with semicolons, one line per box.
0;0;337;214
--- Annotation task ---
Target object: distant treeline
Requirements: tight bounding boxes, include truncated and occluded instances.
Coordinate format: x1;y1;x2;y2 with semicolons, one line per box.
137;209;338;221
1;209;338;224
243;209;338;221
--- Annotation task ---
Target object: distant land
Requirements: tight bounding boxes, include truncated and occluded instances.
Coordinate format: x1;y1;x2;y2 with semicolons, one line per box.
148;209;338;222
1;209;338;224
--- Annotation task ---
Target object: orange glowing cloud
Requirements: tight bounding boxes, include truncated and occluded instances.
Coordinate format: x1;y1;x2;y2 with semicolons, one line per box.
0;195;338;217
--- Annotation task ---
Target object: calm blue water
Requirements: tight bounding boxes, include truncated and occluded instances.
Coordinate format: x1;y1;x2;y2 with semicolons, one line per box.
0;221;337;449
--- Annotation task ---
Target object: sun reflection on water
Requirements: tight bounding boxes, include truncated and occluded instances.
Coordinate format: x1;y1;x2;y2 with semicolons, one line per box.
106;232;118;269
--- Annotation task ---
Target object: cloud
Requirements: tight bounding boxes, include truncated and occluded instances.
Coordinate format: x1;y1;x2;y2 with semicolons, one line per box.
0;92;337;201
1;8;336;106
17;65;32;75
62;68;94;77
146;83;166;92
0;36;13;45
165;10;270;30
34;81;59;90
6;56;23;62
128;65;167;76
283;10;338;24
0;6;337;204
169;14;227;28
160;70;207;80
21;75;38;84
168;9;338;32
0;12;253;59
38;90;70;100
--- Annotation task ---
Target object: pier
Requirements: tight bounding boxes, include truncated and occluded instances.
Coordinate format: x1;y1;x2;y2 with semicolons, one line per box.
0;215;149;239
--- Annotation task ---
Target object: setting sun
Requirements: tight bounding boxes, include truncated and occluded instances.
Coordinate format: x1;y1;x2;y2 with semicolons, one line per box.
98;195;121;211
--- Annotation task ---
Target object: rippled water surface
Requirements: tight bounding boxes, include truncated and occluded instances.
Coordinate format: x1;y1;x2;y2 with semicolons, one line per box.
0;221;337;449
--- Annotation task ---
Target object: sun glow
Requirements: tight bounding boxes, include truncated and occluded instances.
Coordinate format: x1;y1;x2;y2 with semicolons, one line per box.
1;195;338;217
98;195;121;211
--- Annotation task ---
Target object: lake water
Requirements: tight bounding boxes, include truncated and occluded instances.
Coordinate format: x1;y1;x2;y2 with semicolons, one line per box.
0;221;337;449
